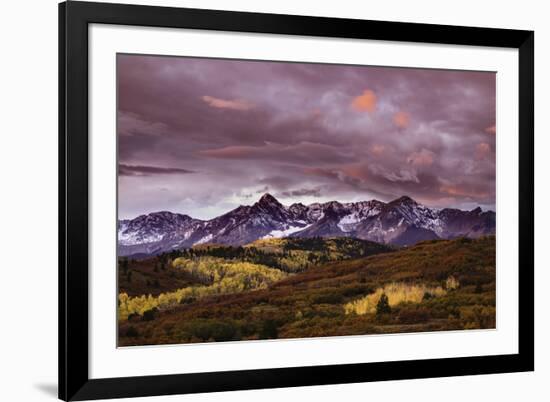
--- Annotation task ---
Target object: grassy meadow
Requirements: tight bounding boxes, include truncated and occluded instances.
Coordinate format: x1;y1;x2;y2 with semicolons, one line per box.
117;236;496;346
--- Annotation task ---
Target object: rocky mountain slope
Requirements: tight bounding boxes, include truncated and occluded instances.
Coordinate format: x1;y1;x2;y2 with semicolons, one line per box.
118;193;495;256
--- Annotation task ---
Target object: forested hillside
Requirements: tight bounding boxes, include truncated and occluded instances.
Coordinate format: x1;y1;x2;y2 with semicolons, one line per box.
118;236;495;345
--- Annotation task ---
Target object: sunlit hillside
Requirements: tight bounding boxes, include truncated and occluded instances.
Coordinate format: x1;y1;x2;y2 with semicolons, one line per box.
118;236;495;345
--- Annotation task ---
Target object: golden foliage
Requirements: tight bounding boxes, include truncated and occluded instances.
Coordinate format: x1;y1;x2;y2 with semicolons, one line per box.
118;258;287;320
343;279;454;316
460;305;496;329
172;257;287;285
445;275;460;290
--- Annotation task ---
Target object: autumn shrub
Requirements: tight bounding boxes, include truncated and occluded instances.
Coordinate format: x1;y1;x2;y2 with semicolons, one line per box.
127;312;141;322
312;292;344;304
142;308;158;322
183;319;240;342
445;276;460;290
259;319;279;339
162;322;175;335
179;296;196;304
459;305;496;329
125;325;139;338
341;285;373;298
457;237;473;245
397;307;431;324
422;291;434;301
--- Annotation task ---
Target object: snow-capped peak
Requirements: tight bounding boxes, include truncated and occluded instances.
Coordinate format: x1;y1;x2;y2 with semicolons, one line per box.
118;193;495;256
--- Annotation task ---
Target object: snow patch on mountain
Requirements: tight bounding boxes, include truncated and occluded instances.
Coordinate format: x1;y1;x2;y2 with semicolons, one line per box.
337;213;361;232
262;224;312;239
118;231;164;246
193;234;213;245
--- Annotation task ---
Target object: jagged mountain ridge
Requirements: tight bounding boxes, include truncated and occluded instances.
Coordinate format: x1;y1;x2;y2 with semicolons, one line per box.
118;193;495;256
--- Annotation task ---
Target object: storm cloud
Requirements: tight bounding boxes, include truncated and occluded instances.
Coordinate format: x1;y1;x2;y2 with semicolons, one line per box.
118;164;196;177
117;54;496;219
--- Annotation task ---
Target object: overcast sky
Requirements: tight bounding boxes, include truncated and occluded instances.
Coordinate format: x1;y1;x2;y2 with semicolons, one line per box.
117;54;496;220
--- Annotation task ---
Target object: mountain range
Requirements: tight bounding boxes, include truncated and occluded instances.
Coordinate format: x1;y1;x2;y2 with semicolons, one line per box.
118;193;495;256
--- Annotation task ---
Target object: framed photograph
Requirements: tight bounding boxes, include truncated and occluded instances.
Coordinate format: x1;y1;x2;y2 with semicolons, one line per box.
59;1;534;400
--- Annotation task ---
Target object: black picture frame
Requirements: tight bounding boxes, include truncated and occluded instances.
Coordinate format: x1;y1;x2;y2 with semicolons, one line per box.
59;1;534;400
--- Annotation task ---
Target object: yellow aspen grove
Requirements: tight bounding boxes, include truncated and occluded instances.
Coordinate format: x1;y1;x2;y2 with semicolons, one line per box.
344;279;455;316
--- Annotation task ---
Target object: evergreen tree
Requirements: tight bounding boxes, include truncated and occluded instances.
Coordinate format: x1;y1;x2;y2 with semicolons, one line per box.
119;257;129;275
376;293;391;317
259;319;278;339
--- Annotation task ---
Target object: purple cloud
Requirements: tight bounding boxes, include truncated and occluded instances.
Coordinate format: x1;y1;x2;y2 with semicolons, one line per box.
117;54;496;219
119;164;195;176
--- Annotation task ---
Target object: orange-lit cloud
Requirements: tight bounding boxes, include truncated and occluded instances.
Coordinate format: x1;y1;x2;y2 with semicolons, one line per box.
201;95;254;111
440;184;489;199
303;164;369;182
351;89;377;112
340;163;369;181
407;149;435;167
199;142;349;164
476;142;491;159
393;111;410;128
302;167;339;179
485;124;496;135
199;145;253;158
370;144;386;156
